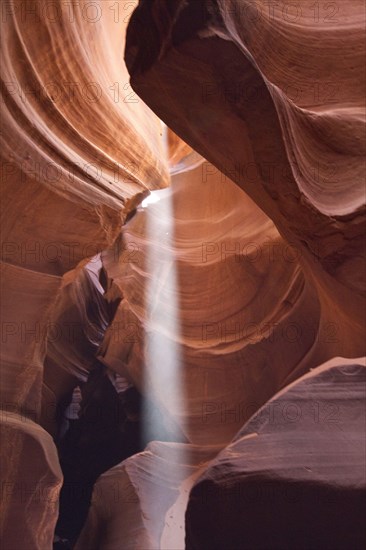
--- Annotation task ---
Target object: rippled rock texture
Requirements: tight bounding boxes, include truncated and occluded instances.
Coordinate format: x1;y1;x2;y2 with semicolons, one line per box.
1;1;167;547
1;0;365;548
100;161;321;445
186;359;366;550
125;0;366;359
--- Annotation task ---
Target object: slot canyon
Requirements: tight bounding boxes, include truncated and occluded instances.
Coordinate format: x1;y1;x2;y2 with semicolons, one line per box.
0;1;365;549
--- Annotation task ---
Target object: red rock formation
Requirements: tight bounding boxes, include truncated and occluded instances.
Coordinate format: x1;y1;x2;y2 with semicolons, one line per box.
125;0;366;361
100;161;321;444
0;413;62;548
186;358;366;550
75;442;221;550
41;261;111;436
1;0;365;548
1;1;168;547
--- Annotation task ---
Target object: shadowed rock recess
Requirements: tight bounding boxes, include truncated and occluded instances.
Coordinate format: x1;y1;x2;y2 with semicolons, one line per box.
0;1;365;549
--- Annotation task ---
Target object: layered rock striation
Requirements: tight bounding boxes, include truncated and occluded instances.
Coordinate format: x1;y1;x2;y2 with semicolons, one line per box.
1;0;365;548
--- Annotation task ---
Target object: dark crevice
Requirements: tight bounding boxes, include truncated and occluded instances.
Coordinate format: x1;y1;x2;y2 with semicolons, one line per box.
125;0;216;76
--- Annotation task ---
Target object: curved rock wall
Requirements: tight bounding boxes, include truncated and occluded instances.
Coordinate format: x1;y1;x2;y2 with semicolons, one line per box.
125;0;366;361
1;2;168;547
186;358;366;550
1;0;365;548
100;160;321;444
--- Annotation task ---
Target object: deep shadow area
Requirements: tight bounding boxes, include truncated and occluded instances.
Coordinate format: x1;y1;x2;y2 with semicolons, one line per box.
53;361;186;548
